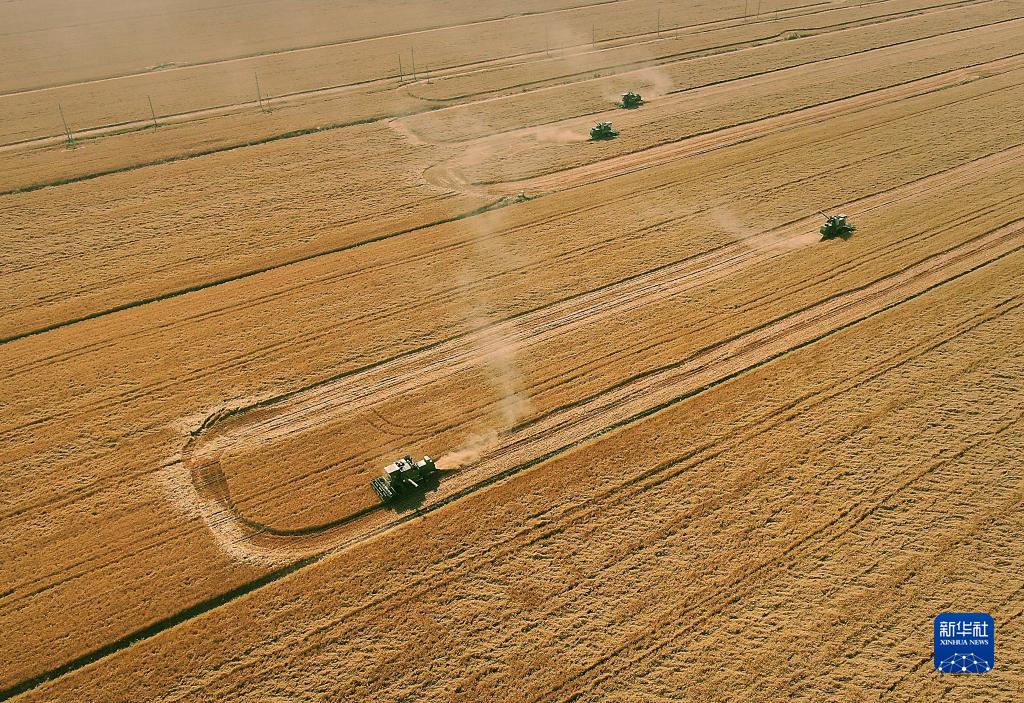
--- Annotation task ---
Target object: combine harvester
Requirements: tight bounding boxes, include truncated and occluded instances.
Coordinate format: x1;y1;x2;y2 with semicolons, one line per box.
620;91;643;108
820;213;856;240
590;121;619;140
371;454;439;503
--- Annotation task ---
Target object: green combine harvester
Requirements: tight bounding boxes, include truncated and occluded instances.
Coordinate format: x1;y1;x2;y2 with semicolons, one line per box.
371;454;438;502
620;91;643;109
819;213;856;240
590;121;619;140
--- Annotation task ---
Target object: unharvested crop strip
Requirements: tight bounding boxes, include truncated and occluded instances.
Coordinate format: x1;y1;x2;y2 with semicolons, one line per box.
487;54;1024;189
3;141;1020;540
183;153;1024;473
412;0;997;102
8;188;1003;609
240;295;1023;696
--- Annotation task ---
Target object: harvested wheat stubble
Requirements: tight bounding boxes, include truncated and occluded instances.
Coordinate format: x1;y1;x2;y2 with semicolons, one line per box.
2;0;1023;700
204;149;1024;534
5;29;1024;342
403;7;1024;143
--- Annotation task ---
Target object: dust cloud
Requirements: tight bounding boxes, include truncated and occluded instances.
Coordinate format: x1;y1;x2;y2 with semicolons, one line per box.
533;124;587;143
711;205;815;252
438;204;531;470
437;15;679;470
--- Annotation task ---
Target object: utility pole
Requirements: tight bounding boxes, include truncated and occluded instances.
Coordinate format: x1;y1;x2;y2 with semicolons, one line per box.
58;103;74;146
411;47;418;80
398;54;404;82
255;71;265;112
592;22;596;47
657;9;661;37
148;95;158;128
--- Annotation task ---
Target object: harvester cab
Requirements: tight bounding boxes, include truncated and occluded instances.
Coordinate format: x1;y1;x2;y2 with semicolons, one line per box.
819;213;856;240
620;91;643;109
371;454;438;503
590;121;619;140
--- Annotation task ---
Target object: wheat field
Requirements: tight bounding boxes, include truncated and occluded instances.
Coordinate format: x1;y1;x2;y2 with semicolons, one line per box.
1;1;1022;700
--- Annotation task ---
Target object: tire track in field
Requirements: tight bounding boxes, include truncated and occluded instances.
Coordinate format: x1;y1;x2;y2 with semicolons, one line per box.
1;0;1004;185
0;0;936;148
2;136;1014;510
2;24;1019;348
0;0;635;98
6;104;1008;447
634;344;1024;698
207;180;1024;526
404;0;996;104
0;0;836;149
883;581;1024;696
0;126;1015;573
386;326;1024;686
8;172;1014;619
180;209;1024;560
537;414;1024;703
29;75;1023;419
4;50;1019;626
606;462;1024;701
184;146;1024;459
472;399;1024;701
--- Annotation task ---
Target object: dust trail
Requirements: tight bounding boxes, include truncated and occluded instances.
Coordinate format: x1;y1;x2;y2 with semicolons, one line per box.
533;124;587;143
711;205;808;253
634;65;675;99
439;196;531;469
439;429;498;468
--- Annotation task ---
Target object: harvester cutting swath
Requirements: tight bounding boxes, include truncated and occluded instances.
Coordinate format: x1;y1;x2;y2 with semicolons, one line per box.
371;455;439;503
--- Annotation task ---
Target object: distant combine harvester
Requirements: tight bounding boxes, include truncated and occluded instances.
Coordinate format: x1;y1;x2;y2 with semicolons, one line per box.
620;91;643;109
819;213;856;241
590;121;619;140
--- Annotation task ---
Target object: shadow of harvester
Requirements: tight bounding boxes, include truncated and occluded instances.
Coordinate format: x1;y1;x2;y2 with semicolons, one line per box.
380;468;458;514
